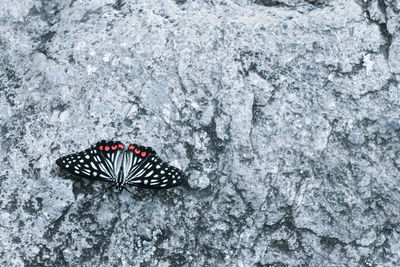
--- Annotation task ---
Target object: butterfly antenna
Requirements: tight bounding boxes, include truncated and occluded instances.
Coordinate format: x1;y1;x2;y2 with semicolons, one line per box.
93;191;105;199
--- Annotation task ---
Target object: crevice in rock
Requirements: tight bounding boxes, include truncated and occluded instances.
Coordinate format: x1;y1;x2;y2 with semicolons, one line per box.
112;0;124;10
43;204;73;241
376;0;393;59
359;76;398;99
251;0;290;7
174;0;187;5
305;0;329;7
250;94;262;160
252;0;329;8
36;31;56;60
37;0;63;26
362;0;393;59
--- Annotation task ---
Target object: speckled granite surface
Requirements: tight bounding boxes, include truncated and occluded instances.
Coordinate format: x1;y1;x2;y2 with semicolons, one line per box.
1;0;400;266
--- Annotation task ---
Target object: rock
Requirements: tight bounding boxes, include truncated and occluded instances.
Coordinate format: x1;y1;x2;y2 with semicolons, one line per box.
188;171;210;190
348;131;365;145
1;0;400;266
389;36;400;74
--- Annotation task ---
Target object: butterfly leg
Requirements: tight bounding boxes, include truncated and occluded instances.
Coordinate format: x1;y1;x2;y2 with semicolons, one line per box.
93;183;115;199
106;183;117;190
122;186;133;194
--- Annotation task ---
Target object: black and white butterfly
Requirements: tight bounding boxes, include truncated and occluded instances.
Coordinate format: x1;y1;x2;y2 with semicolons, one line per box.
56;140;185;191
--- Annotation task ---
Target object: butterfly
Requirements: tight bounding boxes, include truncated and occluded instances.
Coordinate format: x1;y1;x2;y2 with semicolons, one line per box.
56;140;185;191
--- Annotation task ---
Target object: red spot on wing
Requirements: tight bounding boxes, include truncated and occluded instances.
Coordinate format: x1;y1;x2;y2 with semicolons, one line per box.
118;144;124;149
111;145;117;150
129;145;134;150
141;152;146;157
135;148;140;154
99;146;103;151
105;146;110;151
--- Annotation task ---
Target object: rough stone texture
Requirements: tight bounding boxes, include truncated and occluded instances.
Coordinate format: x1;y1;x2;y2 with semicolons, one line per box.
1;0;400;266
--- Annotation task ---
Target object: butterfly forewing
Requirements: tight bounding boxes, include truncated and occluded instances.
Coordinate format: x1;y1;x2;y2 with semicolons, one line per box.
121;143;154;178
125;154;184;189
96;140;125;181
56;145;114;182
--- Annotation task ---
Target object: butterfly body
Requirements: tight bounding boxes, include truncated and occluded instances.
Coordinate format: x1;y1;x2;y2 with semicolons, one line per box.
56;140;184;190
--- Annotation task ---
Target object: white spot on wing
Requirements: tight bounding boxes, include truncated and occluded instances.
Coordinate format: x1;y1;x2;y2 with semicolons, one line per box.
135;169;146;177
90;162;98;170
145;170;154;177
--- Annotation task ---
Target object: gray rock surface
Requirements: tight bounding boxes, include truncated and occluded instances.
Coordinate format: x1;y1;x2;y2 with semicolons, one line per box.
1;0;400;266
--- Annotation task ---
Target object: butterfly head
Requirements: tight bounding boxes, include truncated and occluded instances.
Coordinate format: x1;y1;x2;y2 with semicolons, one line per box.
116;182;124;191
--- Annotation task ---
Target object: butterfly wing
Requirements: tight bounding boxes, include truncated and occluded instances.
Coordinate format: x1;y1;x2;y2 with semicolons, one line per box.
123;145;184;189
56;140;124;182
57;141;185;189
95;140;125;181
122;143;156;177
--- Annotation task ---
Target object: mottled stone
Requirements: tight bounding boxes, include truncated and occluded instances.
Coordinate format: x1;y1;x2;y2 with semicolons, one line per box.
389;36;400;74
348;130;365;145
1;0;400;266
